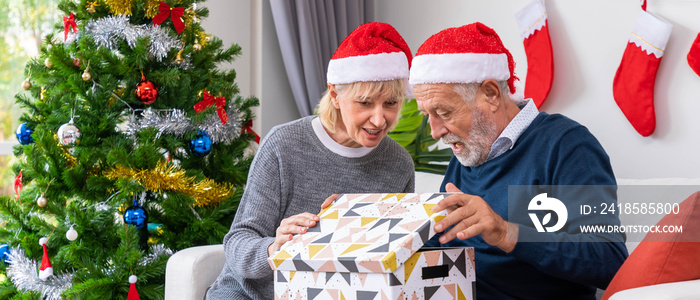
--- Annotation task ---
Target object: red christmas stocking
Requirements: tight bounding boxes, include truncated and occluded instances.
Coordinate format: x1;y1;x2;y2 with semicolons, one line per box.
516;0;553;108
613;9;672;137
688;33;700;76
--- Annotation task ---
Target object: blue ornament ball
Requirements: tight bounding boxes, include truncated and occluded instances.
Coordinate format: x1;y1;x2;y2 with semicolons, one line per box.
15;122;34;145
0;244;11;264
123;199;148;229
189;131;212;157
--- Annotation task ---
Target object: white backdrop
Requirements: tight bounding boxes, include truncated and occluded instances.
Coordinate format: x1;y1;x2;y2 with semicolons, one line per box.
208;0;700;179
375;0;700;179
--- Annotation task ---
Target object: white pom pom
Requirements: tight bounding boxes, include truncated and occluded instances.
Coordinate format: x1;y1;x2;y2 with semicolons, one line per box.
39;237;48;246
129;275;137;284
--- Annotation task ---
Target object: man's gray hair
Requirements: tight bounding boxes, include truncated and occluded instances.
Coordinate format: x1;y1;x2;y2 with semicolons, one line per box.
452;80;515;104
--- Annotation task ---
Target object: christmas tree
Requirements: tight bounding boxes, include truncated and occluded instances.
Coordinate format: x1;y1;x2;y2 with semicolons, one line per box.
0;0;258;298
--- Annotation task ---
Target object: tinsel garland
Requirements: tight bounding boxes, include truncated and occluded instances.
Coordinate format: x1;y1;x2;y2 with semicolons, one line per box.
140;244;173;266
6;248;73;300
122;106;243;144
67;15;182;61
103;161;234;207
60;145;78;168
5;244;172;300
144;0;161;18
197;31;212;47
102;0;135;15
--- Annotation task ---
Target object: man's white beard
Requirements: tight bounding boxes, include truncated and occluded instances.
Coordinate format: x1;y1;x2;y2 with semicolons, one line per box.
442;108;499;167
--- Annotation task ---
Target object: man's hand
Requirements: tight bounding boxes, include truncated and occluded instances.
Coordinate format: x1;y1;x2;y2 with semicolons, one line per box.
267;212;320;257
432;183;518;253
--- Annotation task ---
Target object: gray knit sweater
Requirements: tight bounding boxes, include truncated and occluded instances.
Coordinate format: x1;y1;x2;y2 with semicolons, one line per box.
205;116;415;299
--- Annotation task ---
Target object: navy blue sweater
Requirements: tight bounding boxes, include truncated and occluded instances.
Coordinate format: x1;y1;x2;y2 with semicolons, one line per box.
427;112;628;300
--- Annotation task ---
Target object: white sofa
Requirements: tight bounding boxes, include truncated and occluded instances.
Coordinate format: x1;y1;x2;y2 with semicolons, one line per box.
164;174;700;300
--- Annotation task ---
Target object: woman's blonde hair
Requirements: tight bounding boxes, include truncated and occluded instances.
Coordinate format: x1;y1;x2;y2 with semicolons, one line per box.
317;79;407;133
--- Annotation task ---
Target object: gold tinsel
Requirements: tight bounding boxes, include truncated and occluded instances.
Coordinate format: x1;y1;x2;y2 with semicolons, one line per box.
144;0;160;18
53;134;78;168
196;31;211;48
103;0;134;15
182;9;196;29
103;161;234;207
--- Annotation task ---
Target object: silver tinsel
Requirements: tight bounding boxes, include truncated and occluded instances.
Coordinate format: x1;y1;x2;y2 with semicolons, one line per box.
121;106;244;144
6;248;73;300
139;244;174;266
67;15;182;61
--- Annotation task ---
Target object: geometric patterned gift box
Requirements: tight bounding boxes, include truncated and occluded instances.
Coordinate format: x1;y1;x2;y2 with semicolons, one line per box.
268;193;476;300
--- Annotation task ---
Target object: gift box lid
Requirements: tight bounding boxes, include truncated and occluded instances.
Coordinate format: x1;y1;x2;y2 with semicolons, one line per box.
269;193;452;274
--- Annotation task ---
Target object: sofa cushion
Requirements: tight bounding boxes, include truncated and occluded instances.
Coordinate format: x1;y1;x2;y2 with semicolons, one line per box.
608;279;700;300
602;191;700;300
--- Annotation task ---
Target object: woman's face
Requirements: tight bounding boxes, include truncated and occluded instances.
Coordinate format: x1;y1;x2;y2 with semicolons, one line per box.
330;83;401;148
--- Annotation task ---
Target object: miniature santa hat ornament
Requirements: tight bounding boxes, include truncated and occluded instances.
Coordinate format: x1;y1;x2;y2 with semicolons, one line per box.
38;237;53;281
612;1;672;137
326;22;413;95
127;275;140;300
516;0;554;108
409;22;519;98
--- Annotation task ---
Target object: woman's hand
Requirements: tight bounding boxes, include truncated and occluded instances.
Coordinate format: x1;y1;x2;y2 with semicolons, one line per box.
268;212;320;257
321;194;340;209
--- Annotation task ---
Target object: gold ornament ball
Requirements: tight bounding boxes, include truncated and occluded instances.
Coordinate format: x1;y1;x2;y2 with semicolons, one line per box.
45;58;53;68
22;79;32;90
82;70;92;81
37;194;48;207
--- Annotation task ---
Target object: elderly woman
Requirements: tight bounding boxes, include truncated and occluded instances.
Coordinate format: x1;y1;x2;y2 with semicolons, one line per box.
205;22;415;300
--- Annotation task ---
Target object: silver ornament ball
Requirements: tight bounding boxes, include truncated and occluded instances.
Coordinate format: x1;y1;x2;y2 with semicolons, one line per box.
57;120;81;147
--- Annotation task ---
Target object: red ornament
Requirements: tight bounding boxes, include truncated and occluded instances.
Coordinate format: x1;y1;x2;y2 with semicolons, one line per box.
135;76;158;105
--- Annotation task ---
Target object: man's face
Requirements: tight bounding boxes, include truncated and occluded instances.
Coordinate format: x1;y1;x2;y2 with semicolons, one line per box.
414;84;499;167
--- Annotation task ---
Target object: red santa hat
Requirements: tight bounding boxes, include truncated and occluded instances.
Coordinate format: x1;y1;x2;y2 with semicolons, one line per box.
326;22;412;85
127;275;140;300
38;237;53;281
409;22;518;95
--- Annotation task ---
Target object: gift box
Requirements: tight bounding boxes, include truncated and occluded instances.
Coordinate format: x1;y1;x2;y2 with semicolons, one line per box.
268;193;476;300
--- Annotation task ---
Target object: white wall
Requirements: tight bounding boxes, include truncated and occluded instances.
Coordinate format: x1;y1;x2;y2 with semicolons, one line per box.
208;0;700;179
202;0;299;137
375;0;700;179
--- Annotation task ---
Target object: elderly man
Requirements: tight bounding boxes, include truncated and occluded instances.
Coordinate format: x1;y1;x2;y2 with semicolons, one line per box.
409;23;628;299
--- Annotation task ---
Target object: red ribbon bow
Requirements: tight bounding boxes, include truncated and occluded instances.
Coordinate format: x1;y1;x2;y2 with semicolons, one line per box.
14;170;22;203
153;2;185;34
194;91;229;125
63;13;78;41
242;120;261;144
